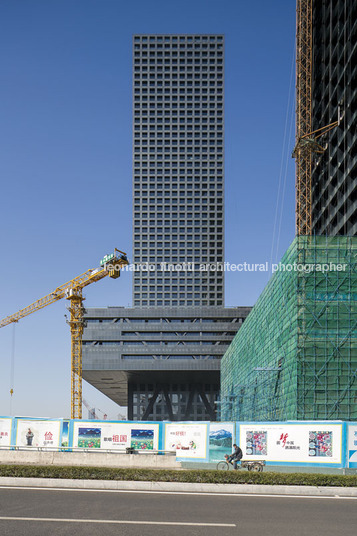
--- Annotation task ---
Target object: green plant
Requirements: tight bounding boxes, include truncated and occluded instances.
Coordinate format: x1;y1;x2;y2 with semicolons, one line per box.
0;465;356;487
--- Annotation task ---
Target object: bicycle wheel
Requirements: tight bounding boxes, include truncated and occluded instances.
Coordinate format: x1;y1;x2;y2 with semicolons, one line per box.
216;461;230;471
250;463;263;472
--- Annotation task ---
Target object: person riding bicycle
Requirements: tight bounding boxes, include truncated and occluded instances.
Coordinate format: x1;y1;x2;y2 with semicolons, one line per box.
227;443;243;470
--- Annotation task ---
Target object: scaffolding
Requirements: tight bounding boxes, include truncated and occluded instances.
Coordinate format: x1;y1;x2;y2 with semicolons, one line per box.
220;236;357;422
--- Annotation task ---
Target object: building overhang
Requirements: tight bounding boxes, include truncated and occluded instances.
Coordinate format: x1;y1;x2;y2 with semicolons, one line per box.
83;368;220;407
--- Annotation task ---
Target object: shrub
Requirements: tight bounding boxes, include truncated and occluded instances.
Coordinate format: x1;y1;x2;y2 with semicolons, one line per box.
0;465;356;487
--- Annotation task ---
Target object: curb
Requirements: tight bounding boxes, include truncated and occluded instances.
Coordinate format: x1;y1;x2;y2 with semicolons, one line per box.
0;477;356;497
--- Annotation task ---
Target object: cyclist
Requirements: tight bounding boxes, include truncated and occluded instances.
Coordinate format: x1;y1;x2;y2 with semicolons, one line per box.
227;443;243;470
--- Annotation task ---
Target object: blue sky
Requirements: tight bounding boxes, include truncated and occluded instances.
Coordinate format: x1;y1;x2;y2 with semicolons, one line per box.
0;0;296;419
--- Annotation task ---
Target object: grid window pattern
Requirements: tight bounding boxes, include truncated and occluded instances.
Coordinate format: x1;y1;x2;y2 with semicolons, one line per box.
133;34;225;306
311;1;357;236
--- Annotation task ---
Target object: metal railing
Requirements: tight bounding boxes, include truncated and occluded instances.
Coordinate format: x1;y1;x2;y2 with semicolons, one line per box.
0;445;176;455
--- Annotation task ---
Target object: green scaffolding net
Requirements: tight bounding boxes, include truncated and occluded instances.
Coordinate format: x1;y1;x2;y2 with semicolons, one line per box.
220;236;357;422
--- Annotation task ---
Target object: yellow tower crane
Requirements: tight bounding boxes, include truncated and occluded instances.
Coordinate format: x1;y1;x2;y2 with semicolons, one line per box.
0;248;129;419
293;0;342;235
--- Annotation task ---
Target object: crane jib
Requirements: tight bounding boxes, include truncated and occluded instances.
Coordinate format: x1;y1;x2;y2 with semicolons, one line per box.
0;249;129;418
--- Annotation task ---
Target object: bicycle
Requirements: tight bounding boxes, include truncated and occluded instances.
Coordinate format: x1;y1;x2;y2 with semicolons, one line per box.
216;454;264;472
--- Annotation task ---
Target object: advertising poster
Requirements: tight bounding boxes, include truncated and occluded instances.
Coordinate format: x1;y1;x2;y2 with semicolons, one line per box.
245;430;267;455
78;427;101;448
164;422;207;459
239;423;343;465
130;428;155;450
72;421;159;451
15;419;62;449
308;431;333;457
209;422;234;462
347;424;357;468
0;418;12;447
61;420;69;448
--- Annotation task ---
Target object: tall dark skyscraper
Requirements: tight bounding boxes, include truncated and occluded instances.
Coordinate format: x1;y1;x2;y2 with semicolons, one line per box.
82;35;251;421
132;34;225;306
311;0;357;236
220;0;357;424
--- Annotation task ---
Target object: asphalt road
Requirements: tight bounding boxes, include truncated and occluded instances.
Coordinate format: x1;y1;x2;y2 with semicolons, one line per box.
0;487;356;536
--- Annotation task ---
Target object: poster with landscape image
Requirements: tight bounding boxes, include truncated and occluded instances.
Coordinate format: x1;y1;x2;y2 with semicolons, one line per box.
130;428;154;450
77;427;101;448
209;423;234;462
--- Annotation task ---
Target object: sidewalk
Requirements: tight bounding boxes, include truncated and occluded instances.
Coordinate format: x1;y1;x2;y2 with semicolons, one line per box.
1;476;356;497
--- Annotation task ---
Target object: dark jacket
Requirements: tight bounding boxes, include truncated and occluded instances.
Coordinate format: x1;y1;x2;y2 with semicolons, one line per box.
232;446;243;460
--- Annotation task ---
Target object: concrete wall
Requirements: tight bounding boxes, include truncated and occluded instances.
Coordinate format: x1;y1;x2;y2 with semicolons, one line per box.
0;450;182;470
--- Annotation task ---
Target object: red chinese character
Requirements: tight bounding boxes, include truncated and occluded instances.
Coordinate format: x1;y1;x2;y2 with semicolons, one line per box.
120;435;127;442
44;432;53;441
280;433;288;447
112;435;119;442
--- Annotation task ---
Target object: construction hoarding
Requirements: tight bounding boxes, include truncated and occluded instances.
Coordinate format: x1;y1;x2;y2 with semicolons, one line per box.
347;423;357;468
0;417;355;469
237;422;344;466
164;422;208;460
72;421;160;451
0;417;12;447
15;418;62;449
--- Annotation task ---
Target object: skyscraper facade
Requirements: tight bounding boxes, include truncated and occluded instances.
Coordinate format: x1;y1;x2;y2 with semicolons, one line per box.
133;34;224;306
311;0;357;236
82;35;252;421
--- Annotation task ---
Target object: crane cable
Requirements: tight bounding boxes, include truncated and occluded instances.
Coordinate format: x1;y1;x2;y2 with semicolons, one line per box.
270;46;296;270
275;81;296;262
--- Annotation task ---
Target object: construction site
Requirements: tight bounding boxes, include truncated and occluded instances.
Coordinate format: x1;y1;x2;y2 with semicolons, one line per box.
1;1;356;425
0;249;129;420
220;0;357;422
220;236;357;421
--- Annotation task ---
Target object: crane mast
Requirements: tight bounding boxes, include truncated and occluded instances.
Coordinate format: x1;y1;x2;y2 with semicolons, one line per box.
294;0;341;235
67;287;86;419
295;0;313;236
0;249;129;419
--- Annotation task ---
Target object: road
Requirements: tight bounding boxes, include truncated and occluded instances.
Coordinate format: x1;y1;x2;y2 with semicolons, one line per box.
0;487;356;535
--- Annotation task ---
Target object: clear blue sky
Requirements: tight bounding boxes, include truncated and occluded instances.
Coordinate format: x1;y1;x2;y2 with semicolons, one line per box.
0;0;296;419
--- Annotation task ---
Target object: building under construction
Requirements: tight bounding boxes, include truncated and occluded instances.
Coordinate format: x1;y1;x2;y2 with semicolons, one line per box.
295;0;356;237
220;236;357;421
311;0;357;236
221;0;357;422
